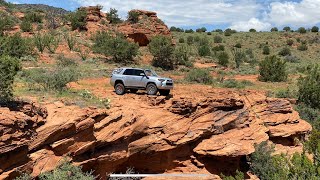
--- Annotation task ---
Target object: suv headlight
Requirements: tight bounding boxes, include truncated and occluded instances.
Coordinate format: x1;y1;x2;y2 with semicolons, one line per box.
158;79;165;82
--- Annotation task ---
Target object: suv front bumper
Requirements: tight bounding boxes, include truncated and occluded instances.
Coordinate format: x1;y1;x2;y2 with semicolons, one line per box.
157;80;174;90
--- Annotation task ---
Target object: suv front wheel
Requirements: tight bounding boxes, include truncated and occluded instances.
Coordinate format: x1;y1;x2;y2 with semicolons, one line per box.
115;83;125;95
146;83;158;95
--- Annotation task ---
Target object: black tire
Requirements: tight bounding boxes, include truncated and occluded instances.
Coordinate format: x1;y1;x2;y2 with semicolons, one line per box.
115;83;125;95
159;90;170;96
130;89;138;93
146;83;158;95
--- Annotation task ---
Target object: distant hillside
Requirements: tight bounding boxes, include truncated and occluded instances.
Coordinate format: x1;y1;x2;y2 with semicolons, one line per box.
14;4;70;16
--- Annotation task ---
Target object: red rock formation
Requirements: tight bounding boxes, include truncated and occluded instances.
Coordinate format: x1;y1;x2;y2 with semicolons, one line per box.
78;6;109;34
0;90;312;179
118;10;171;46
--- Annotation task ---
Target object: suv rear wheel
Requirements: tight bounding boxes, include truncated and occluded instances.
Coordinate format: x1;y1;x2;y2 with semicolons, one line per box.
146;83;158;95
115;83;125;95
159;90;170;96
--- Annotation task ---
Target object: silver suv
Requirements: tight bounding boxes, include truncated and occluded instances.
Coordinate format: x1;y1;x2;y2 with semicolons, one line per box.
110;67;173;96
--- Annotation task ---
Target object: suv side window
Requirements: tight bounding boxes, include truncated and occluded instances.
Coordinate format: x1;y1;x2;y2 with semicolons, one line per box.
123;69;134;75
134;69;144;76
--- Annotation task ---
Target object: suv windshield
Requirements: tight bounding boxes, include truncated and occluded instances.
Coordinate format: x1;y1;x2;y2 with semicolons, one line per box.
144;69;158;77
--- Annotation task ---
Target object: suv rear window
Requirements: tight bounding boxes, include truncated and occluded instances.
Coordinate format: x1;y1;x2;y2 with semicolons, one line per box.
123;69;134;75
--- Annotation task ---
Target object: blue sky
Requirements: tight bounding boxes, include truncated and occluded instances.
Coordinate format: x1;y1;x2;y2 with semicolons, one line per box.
7;0;320;31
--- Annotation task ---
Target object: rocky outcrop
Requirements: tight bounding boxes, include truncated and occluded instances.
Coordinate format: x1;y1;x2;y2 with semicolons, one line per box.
118;9;171;46
0;90;312;179
78;6;109;33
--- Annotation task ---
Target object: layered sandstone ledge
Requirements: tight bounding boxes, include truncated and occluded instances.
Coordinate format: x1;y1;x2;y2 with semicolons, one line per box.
0;90;312;179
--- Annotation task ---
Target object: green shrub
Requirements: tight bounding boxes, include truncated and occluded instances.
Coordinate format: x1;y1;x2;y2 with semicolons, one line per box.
178;37;185;43
106;8;122;24
278;47;291;56
284;55;300;63
33;32;60;53
250;142;289;180
64;33;77;51
311;26;319;32
38;160;94;180
37;23;44;31
298;65;320;109
186;68;213;84
214;35;223;43
234;43;241;48
222;79;253;89
275;88;297;98
224;31;232;36
25;12;43;23
197;37;211;57
198;44;211;57
0;12;16;35
57;55;78;67
259;55;287;82
249;28;256;32
185;29;194;33
187;36;193;45
221;170;244;180
217;52;229;67
148;35;175;70
298;27;307;34
283;26;291;32
287;39;294;46
0;33;34;58
194;36;200;43
46;12;59;29
207;32;212;35
77;48;90;61
295;104;320;128
70;8;87;31
196;27;207;32
45;33;61;54
0;55;21;102
93;31;139;64
22;64;79;92
262;45;270;55
250;142;287;180
20;19;32;32
245;49;254;59
170;26;177;32
251;141;319;180
231;48;245;68
270;27;278;32
33;33;46;53
212;45;225;52
297;43;308;51
174;44;192;67
128;11;139;23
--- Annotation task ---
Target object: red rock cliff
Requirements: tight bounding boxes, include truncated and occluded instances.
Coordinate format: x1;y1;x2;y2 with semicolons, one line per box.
0;90;312;179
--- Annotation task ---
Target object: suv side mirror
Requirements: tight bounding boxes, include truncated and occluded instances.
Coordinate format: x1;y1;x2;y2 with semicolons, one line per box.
140;73;149;79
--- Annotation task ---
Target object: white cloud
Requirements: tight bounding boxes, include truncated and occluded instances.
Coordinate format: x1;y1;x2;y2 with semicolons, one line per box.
71;0;261;27
229;18;271;31
267;0;320;27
